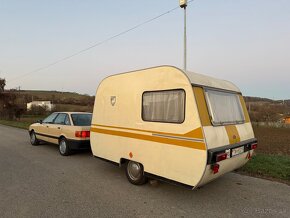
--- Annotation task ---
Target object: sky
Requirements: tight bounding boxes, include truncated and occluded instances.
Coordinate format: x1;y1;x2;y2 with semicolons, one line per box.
0;0;289;99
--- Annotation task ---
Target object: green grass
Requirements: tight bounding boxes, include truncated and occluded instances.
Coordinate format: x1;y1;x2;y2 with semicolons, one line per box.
0;119;30;129
239;153;290;182
0;115;45;130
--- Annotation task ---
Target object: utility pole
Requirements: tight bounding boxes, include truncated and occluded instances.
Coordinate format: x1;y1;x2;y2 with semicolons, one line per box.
179;0;187;71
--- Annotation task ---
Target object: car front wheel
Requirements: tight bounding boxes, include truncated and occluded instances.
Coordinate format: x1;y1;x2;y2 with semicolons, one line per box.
59;138;71;156
30;131;39;146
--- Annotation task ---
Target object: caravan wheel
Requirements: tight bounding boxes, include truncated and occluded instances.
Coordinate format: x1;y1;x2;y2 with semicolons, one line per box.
126;161;148;185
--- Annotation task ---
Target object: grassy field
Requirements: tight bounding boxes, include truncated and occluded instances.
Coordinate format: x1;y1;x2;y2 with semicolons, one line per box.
237;126;290;184
0;115;47;129
55;103;93;112
238;154;290;184
0;119;30;129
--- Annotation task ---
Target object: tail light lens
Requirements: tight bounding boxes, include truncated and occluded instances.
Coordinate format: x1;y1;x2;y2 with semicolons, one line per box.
211;164;220;174
75;131;90;138
251;143;258;150
216;152;227;162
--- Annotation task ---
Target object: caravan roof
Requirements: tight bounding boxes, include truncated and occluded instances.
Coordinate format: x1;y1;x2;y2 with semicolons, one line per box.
105;66;241;93
185;70;240;93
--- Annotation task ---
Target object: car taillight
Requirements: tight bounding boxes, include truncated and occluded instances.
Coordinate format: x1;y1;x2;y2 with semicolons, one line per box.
216;152;227;162
211;164;220;174
251;143;258;150
75;131;90;138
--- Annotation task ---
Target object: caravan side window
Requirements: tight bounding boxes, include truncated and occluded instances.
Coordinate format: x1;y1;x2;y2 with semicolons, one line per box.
142;89;185;123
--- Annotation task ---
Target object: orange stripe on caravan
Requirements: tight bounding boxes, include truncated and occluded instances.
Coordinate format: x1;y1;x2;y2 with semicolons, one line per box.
225;125;241;144
239;95;250;123
90;127;206;151
91;124;204;140
192;87;212;126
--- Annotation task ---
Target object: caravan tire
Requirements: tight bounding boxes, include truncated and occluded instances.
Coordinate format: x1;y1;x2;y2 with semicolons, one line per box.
126;161;148;185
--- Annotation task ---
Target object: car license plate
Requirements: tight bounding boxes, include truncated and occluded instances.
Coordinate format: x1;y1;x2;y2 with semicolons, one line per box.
232;146;244;156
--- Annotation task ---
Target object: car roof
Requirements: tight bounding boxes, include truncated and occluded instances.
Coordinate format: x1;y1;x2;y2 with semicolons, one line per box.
53;112;92;115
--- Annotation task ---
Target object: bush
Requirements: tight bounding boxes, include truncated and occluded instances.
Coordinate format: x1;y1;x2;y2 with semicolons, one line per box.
27;105;50;116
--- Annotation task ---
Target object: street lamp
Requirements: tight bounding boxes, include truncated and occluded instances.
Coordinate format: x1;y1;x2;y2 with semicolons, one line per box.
179;0;187;71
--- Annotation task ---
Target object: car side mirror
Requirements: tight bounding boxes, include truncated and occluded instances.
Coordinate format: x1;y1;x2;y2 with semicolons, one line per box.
37;120;43;124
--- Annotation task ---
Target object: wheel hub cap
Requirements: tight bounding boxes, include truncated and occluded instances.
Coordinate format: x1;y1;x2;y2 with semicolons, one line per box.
60;141;66;154
31;134;35;143
128;162;142;181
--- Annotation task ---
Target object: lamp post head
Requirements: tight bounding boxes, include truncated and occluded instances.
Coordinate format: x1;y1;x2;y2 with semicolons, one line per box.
179;0;187;8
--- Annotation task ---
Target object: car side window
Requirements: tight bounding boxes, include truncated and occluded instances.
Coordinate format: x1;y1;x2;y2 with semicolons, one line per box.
43;113;58;124
54;113;67;125
64;114;71;125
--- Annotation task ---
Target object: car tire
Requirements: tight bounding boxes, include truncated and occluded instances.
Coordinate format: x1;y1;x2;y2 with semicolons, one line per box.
59;137;71;156
30;131;39;146
126;161;148;185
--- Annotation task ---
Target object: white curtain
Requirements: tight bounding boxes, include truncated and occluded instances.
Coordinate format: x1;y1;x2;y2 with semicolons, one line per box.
205;90;244;125
143;90;185;123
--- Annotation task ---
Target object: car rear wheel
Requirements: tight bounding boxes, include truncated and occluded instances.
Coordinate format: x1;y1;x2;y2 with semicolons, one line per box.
30;131;39;146
59;138;71;156
126;161;148;185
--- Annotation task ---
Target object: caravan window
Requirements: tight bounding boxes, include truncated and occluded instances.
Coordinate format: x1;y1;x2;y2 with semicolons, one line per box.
205;89;245;125
142;89;185;123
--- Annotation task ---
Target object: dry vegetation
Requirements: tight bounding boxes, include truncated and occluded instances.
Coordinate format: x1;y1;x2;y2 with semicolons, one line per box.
0;89;94;121
245;96;290;122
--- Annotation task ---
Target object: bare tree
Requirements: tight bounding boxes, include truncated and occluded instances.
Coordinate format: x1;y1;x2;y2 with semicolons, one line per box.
0;78;6;92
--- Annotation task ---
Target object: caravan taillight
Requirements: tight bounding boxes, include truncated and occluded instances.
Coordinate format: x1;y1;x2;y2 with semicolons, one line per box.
251;143;258;150
216;152;227;162
211;164;220;174
75;131;90;138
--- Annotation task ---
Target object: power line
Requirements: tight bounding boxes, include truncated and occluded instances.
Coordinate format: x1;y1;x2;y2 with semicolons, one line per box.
9;0;194;83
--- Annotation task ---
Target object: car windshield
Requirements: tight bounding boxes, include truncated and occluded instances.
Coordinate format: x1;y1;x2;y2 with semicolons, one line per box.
71;114;92;126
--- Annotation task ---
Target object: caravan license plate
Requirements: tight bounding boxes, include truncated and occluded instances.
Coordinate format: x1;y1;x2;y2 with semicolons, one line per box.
232;146;244;156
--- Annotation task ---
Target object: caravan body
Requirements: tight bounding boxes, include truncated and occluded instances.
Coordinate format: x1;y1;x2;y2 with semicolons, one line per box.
90;66;256;188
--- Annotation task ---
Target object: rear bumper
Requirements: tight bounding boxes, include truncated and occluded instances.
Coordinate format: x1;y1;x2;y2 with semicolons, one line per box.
198;151;253;187
196;138;257;188
207;138;257;164
67;139;90;150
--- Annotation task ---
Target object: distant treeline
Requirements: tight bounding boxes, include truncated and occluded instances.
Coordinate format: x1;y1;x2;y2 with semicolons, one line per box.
0;89;95;120
1;87;289;123
244;96;290;122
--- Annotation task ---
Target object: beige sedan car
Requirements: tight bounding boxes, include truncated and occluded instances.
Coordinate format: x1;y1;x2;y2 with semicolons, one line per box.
29;112;92;156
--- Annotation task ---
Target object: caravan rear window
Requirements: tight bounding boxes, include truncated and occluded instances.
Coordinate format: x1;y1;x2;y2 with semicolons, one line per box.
142;89;185;123
205;89;245;125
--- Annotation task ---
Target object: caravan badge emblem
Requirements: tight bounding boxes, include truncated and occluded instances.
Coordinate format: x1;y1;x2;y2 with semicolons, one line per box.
111;96;116;106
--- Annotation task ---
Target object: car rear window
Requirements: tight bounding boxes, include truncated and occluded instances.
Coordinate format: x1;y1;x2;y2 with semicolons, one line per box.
71;114;92;126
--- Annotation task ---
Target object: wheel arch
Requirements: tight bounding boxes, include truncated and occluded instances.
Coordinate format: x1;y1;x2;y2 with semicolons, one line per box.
59;135;66;142
120;158;129;167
